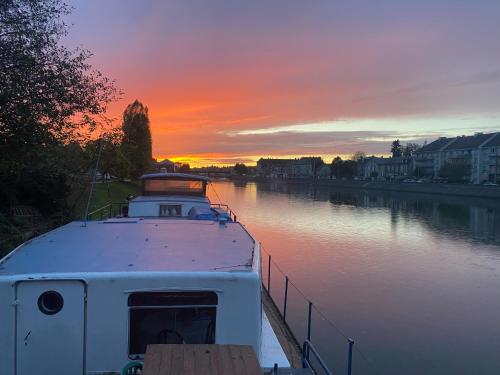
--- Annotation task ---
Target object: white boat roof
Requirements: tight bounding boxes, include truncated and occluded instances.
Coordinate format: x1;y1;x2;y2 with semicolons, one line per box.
0;219;255;275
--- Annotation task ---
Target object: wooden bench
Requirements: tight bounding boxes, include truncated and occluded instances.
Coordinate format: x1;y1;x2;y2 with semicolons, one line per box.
142;344;263;375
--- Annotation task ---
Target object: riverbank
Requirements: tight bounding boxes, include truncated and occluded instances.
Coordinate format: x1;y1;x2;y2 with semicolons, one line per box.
0;180;140;257
229;176;500;199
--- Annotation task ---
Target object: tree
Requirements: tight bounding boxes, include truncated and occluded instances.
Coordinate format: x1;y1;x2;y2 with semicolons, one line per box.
351;151;366;162
121;100;152;178
330;157;356;179
84;129;130;181
0;0;117;213
391;140;402;157
439;161;471;182
176;163;190;173
330;156;343;178
234;163;249;175
304;157;324;179
403;143;421;157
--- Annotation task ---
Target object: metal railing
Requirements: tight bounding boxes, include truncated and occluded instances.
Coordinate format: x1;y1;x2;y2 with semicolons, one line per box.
85;202;128;220
85;202;238;222
262;249;383;375
303;340;334;375
210;203;238;222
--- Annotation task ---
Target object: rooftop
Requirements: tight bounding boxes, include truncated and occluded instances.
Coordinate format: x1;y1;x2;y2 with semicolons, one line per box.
483;133;500;147
0;219;256;275
417;137;454;153
443;132;497;151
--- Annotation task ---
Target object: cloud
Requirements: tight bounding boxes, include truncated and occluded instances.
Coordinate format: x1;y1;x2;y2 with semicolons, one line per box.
67;1;500;164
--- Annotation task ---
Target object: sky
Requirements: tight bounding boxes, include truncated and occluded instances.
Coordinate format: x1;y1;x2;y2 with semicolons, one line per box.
67;0;500;166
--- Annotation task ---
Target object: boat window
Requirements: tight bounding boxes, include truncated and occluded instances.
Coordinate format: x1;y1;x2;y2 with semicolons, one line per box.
128;292;217;356
143;179;205;196
159;204;182;217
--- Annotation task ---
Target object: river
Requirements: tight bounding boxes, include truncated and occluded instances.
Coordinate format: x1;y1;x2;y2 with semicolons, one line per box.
208;179;500;375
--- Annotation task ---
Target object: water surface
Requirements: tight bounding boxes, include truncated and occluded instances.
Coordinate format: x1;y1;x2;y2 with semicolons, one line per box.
208;180;500;375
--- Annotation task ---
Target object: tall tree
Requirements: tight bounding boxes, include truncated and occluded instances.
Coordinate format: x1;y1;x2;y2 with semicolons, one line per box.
234;163;248;175
402;143;421;157
439;161;471;182
391;139;402;157
121;100;152;178
351;151;366;162
0;0;117;213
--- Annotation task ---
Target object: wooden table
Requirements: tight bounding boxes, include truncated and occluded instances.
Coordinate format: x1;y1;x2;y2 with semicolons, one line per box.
142;344;263;375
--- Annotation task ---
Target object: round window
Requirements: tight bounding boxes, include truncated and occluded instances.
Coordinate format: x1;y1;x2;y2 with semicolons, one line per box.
37;291;64;315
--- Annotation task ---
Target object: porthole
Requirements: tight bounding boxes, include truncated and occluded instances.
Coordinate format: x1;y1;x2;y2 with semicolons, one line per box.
37;291;64;315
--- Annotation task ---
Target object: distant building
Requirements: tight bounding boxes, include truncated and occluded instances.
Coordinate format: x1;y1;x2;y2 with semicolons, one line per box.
415;132;500;183
478;133;500;183
359;156;384;179
441;132;495;184
156;159;175;173
377;157;414;181
257;157;322;179
317;164;332;179
414;137;456;178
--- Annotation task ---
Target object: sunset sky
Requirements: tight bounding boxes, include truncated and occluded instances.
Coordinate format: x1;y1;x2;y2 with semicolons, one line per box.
67;1;500;166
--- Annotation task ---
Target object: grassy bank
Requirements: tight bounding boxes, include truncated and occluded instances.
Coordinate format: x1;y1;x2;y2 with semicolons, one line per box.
0;180;140;257
76;180;140;218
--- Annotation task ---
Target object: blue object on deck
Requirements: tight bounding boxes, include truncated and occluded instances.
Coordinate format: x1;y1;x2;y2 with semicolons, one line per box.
211;207;231;221
188;206;216;220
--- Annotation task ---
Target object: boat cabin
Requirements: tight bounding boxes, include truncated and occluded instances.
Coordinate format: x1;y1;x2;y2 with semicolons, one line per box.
128;173;221;219
0;173;289;375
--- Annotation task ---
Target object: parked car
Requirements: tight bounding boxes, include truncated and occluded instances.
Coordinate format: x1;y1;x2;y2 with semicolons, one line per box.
482;181;498;186
402;178;417;183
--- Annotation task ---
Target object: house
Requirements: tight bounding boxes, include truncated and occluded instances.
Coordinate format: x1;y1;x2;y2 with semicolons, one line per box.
359;156;384;180
441;132;498;184
478;133;500;183
156;159;175;172
414;137;456;178
377;157;414;181
256;157;321;179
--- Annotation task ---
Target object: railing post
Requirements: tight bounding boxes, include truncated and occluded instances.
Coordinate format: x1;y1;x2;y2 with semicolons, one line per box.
347;338;354;375
109;204;112;218
283;276;289;322
307;301;312;341
267;254;271;292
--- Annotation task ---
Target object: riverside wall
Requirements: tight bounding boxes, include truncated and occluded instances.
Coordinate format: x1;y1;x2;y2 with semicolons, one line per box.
228;176;500;199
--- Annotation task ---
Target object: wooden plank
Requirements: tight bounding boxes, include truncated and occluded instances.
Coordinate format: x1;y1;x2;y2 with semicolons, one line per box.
182;344;196;375
143;345;163;375
142;344;263;375
170;344;184;375
216;343;235;375
239;346;263;375
161;344;174;375
194;344;211;375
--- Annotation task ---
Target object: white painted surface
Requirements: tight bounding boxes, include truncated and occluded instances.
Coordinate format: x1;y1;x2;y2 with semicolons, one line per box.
0;215;290;373
260;310;291;369
16;280;85;375
128;195;210;217
0;219;255;274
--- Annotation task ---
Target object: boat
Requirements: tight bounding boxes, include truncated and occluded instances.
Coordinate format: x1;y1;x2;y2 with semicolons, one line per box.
0;173;306;374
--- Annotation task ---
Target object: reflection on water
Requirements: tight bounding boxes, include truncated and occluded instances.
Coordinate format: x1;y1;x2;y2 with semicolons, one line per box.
208;180;500;375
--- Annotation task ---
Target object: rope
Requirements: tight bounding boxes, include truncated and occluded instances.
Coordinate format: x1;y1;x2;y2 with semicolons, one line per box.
208;181;223;204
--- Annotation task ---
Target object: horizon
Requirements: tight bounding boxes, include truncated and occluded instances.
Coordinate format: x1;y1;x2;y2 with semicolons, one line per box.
67;1;500;167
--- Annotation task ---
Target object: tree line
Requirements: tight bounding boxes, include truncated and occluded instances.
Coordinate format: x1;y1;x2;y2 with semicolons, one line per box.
0;0;152;221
